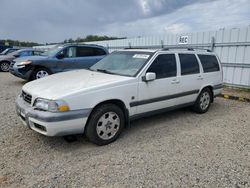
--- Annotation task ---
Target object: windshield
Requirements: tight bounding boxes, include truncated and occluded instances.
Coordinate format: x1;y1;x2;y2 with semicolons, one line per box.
90;51;153;77
40;45;64;57
0;49;9;55
8;50;21;56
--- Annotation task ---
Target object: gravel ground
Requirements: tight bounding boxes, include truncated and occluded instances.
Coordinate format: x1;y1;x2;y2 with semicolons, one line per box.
0;73;250;188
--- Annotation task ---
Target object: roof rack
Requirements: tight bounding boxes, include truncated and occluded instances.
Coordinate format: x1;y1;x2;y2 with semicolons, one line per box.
162;47;212;52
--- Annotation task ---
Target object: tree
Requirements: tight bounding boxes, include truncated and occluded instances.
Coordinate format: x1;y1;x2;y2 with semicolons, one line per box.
68;38;74;43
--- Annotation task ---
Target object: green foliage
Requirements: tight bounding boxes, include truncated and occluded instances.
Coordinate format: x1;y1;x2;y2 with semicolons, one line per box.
0;35;126;47
0;39;41;47
63;35;126;43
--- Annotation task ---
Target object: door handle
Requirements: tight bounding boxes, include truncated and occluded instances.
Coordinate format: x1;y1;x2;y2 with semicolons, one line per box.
197;75;203;80
171;79;180;84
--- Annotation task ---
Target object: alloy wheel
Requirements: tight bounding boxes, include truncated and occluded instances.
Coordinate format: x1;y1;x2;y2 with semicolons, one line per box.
0;62;10;72
96;112;120;140
36;70;49;79
200;91;210;110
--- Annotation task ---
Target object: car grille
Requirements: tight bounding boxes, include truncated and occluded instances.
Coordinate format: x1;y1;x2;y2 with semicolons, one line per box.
22;91;32;104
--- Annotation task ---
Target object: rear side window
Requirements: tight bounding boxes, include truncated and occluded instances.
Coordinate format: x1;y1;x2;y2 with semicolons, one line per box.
77;47;95;57
147;54;177;79
198;55;220;72
179;54;200;75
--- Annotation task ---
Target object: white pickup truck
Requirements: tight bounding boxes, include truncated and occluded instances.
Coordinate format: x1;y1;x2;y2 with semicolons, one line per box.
16;48;223;145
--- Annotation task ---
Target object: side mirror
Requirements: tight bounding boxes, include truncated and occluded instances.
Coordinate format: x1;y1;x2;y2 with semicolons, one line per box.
142;72;156;82
57;54;64;59
13;54;20;58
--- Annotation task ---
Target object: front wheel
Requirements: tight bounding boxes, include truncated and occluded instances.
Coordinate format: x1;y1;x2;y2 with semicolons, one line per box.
0;61;10;72
85;104;125;146
192;88;212;113
31;68;51;80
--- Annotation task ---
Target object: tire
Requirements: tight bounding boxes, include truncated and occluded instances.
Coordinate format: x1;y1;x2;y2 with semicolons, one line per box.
31;67;51;80
192;88;212;113
85;103;125;146
0;61;10;72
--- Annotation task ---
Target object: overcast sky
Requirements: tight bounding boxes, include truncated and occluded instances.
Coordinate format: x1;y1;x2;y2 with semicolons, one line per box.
0;0;249;43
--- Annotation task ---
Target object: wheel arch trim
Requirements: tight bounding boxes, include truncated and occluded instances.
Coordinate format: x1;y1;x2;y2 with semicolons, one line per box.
86;99;130;129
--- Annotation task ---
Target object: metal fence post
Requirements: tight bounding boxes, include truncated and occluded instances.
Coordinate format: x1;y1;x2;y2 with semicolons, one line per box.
161;40;164;48
210;36;215;52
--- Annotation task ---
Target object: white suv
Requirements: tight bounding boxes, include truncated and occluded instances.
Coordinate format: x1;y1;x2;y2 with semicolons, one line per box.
16;48;223;145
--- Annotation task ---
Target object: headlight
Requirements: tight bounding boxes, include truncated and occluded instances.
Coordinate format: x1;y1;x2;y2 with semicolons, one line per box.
34;98;70;112
17;60;32;67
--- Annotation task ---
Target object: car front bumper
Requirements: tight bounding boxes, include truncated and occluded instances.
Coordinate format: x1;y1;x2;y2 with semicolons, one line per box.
16;95;91;136
9;62;33;80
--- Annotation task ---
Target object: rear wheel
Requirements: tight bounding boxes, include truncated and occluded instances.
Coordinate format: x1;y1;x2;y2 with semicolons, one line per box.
85;104;125;146
0;61;10;72
31;68;51;80
192;88;212;113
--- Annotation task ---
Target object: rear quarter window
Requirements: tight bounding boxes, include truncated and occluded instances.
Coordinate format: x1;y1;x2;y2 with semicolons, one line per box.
94;48;107;56
198;54;220;73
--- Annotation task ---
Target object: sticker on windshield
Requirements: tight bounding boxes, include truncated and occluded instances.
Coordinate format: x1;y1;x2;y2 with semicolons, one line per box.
133;54;150;59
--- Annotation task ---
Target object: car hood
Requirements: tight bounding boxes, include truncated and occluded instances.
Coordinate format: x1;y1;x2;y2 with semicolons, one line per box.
22;69;133;100
0;54;14;60
14;56;48;63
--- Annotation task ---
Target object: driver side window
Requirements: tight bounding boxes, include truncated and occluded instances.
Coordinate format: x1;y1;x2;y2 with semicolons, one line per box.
61;47;77;58
147;54;177;79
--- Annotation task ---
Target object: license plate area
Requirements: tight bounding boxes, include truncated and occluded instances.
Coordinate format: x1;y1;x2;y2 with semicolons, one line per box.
16;105;30;128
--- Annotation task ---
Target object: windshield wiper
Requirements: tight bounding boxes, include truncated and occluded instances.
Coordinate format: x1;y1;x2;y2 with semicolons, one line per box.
96;69;115;75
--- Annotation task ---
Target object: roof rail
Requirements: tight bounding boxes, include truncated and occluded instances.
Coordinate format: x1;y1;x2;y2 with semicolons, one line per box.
63;43;103;47
122;46;212;52
162;47;212;52
124;47;159;50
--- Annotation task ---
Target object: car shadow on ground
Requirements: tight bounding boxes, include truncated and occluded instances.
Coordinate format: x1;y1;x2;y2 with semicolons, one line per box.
11;79;27;86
